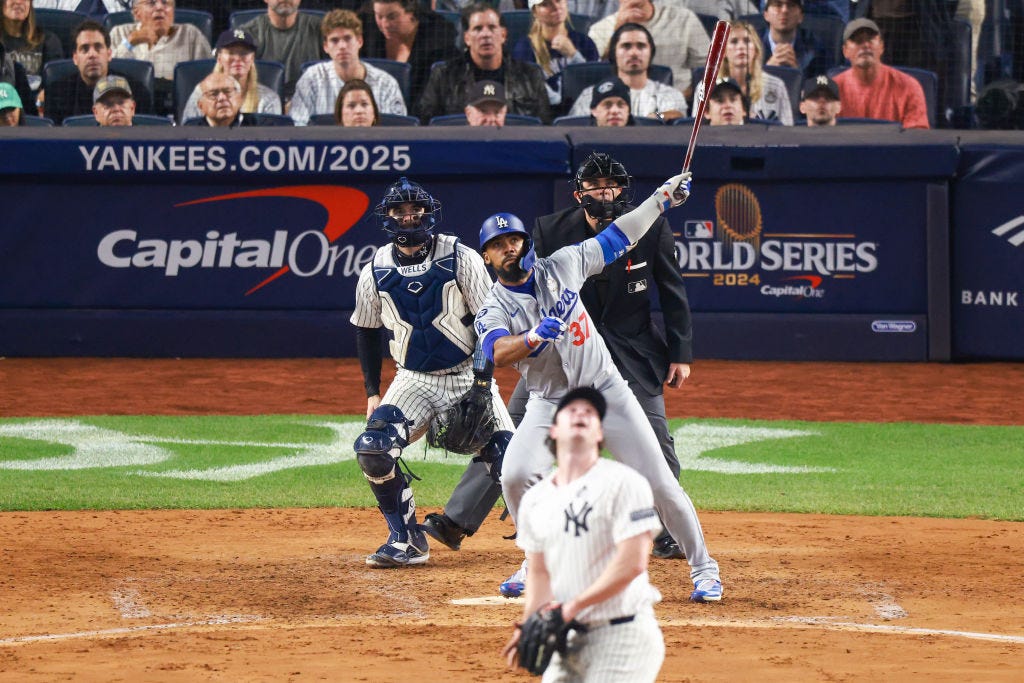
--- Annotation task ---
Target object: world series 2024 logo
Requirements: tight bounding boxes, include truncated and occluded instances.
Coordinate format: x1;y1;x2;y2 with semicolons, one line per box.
678;183;879;299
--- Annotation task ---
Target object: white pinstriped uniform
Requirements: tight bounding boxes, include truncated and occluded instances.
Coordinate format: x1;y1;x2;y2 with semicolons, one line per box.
350;234;514;444
517;459;665;682
476;239;719;583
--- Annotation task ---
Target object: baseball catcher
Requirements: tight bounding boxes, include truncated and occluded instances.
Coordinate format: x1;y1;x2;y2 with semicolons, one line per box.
505;604;587;676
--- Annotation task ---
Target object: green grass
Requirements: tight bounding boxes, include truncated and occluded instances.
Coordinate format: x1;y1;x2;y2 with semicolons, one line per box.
0;415;1021;520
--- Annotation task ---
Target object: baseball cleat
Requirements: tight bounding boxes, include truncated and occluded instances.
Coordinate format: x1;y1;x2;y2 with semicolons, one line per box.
689;578;723;603
652;535;686;560
499;559;527;598
365;534;429;568
421;513;467;551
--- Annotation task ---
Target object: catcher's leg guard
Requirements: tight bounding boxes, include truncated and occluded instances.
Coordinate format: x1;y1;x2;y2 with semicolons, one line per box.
354;406;428;566
473;429;513;484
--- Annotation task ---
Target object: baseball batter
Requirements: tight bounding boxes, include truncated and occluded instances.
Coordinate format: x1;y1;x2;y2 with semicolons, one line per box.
502;386;665;681
350;177;514;568
475;172;723;602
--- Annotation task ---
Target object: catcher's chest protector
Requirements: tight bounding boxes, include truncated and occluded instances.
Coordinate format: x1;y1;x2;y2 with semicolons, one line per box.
372;235;473;372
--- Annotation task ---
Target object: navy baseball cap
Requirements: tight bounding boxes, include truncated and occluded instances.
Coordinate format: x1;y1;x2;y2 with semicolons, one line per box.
801;74;840;101
215;28;258;52
555;387;607;420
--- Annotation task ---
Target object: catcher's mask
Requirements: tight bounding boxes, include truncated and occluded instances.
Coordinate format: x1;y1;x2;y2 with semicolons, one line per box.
375;176;442;248
574;152;633;221
479;212;536;272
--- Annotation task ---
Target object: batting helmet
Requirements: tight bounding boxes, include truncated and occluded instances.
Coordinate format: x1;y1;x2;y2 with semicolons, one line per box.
574;152;633;220
374;177;442;247
479;212;536;271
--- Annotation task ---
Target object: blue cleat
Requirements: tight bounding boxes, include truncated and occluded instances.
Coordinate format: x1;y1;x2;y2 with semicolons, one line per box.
499;559;527;598
689;578;723;603
365;530;429;568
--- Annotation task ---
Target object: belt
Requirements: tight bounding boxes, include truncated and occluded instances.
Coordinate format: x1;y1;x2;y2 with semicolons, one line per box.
587;615;635;629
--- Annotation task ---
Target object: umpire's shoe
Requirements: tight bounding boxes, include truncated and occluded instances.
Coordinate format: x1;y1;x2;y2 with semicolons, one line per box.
421;512;468;551
365;530;429;568
652;533;686;560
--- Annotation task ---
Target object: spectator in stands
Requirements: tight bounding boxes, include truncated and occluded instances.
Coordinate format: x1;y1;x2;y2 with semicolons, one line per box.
588;75;632;126
682;1;758;21
91;73;135;125
2;0;63;92
705;76;747;125
333;76;378;126
587;0;710;97
833;18;929;129
242;0;326;102
568;22;685;121
43;20;146;124
184;72;259;126
697;20;792;124
798;73;840;126
0;32;34;114
361;0;459;109
289;9;405;125
511;0;599;108
760;0;830;81
463;78;507;126
955;0;985;100
417;2;550;124
110;0;211;115
0;78;22;124
181;28;282;122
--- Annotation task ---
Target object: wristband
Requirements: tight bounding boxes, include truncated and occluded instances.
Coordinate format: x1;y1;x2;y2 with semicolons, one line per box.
524;332;539;349
121;38;134;52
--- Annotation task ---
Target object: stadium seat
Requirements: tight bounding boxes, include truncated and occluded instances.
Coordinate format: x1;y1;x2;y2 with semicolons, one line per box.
62;114;174;126
363;58;413;110
105;9;214;45
801;13;845;68
835;117;902;127
33;8;88;57
20;114;55;127
173;59;285;123
228;9;326;31
695;13;719;38
41;57;156;115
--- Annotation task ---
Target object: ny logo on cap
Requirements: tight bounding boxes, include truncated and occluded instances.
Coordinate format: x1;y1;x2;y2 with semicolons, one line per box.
597;81;613;93
483;83;496;96
234;30;246;40
816;75;829;86
496;216;508;228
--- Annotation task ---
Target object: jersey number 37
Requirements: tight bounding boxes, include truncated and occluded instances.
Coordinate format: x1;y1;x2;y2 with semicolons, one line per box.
569;312;591;347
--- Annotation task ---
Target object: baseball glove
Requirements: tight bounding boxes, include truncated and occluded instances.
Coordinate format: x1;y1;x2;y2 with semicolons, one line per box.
516;606;587;676
426;379;496;455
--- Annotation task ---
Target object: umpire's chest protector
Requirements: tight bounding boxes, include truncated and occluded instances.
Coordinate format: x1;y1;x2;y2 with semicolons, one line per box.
373;235;474;372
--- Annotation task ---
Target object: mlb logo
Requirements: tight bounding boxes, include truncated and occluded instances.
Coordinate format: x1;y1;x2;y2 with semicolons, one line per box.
684;220;713;238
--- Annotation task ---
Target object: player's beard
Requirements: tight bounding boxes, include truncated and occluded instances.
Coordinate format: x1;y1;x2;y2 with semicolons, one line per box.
492;251;529;283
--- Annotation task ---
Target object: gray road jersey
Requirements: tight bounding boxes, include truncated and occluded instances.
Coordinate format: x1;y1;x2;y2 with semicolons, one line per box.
477;239;617;398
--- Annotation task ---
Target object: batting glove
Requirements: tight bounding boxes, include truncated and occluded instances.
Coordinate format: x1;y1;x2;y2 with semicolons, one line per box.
527;316;567;346
652;172;692;210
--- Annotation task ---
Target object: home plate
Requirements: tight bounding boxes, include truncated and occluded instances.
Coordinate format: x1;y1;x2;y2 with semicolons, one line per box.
452;596;524;606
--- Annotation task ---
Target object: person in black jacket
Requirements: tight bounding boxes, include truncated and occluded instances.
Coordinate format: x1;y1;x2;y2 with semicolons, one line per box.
511;152;695;560
0;36;34;115
415;2;550;124
361;0;459;111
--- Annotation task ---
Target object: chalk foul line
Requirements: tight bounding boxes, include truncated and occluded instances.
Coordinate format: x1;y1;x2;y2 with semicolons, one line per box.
0;616;264;646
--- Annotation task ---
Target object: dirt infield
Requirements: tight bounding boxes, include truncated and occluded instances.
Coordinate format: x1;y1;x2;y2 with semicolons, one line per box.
1;359;1022;682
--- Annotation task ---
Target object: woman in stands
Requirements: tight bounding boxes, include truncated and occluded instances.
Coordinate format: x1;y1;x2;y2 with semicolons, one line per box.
511;0;598;108
334;78;379;127
181;28;281;122
697;20;793;125
1;0;63;92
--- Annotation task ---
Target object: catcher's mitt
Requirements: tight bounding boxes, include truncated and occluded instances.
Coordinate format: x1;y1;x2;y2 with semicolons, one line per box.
516;606;587;676
426;379;496;455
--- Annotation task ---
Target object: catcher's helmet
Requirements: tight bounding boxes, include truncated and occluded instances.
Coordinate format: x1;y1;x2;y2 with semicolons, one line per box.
479;212;536;271
574;152;633;220
374;177;442;247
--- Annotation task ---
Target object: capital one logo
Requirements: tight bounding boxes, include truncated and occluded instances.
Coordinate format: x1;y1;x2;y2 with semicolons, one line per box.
97;186;370;295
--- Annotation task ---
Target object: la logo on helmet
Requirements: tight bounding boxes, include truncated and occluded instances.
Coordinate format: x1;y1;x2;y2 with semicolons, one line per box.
496;216;509;228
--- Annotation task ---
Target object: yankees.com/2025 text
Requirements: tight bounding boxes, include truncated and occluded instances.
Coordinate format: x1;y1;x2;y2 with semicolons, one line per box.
78;144;412;173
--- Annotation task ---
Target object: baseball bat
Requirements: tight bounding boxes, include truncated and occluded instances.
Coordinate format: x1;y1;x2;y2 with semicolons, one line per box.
682;21;732;173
